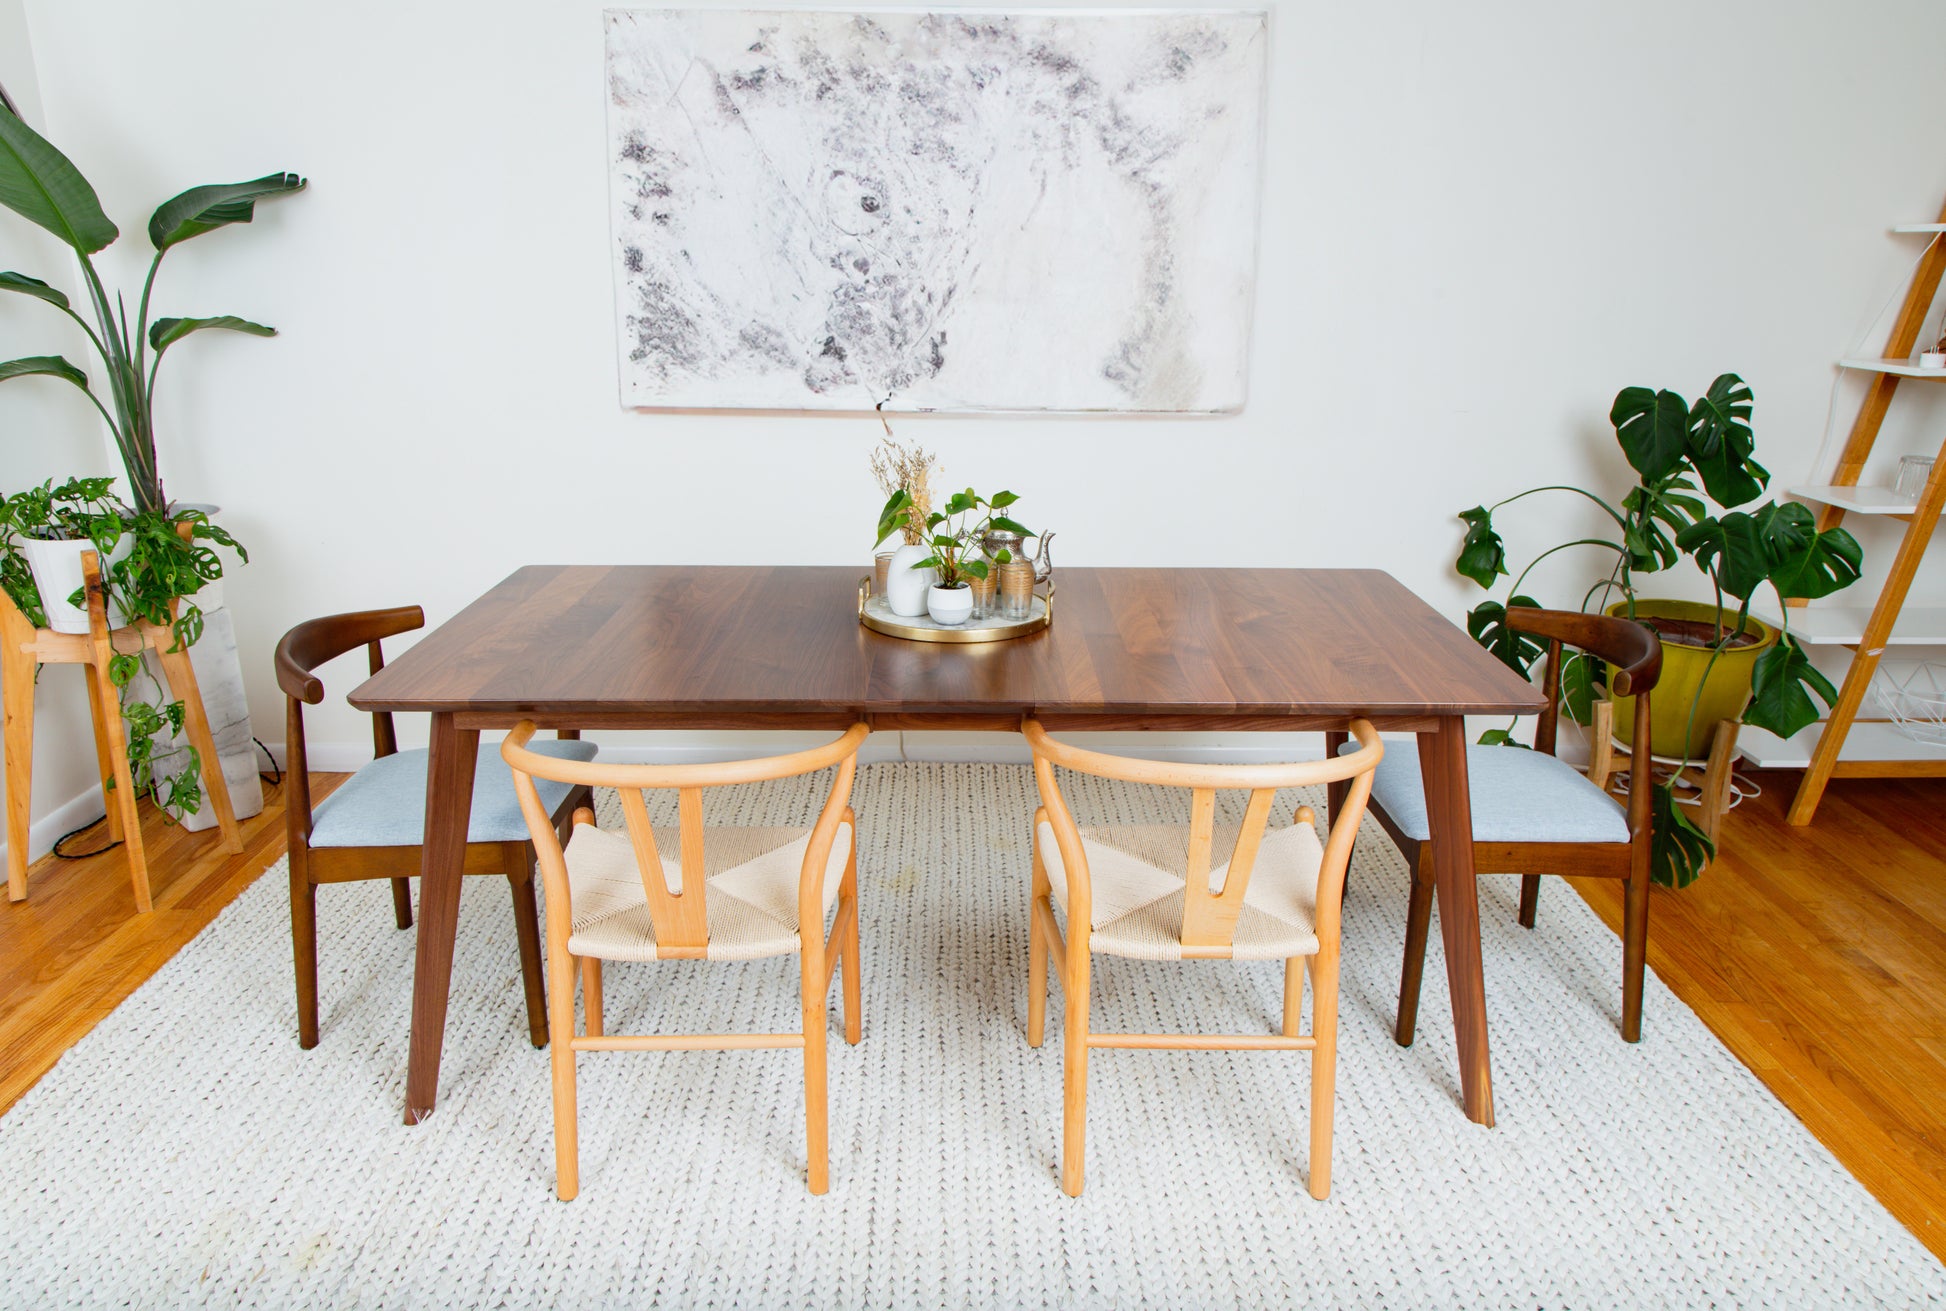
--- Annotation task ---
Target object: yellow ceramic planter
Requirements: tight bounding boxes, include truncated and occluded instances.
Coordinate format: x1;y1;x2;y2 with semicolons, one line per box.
1606;599;1779;759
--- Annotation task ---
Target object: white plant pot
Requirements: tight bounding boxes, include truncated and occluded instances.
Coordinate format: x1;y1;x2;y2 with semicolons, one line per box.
19;534;129;634
927;584;973;626
886;543;936;617
1920;352;1946;370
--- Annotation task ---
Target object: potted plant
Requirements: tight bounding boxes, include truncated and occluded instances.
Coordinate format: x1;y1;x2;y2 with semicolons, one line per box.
875;486;1030;626
0;478;243;820
1455;373;1864;886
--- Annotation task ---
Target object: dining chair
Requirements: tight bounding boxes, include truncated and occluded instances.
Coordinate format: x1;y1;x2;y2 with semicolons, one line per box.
500;720;868;1199
1022;718;1384;1200
1354;606;1661;1045
274;606;597;1050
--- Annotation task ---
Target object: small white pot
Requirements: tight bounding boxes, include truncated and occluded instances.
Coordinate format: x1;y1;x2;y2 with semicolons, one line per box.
886;543;936;617
927;583;973;626
1920;352;1946;370
19;534;129;634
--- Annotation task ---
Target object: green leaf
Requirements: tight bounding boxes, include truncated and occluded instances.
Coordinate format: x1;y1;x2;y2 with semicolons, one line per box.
988;516;1033;536
942;490;977;515
1685;373;1765;508
1611;386;1690;481
1676;512;1769;600
0;354;89;389
147;172;306;251
910;554;942;571
147;315;276;357
988;490;1019;508
1649;781;1715;889
0;271;70;311
1455;506;1506;587
1768;518;1863;601
1466;596;1546;676
0;106;118;253
961;558;990;579
1476;728;1529;748
875;489;911;544
1743;634;1837;738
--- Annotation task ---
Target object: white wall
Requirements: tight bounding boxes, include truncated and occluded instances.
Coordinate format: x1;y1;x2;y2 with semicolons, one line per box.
5;1;1946;837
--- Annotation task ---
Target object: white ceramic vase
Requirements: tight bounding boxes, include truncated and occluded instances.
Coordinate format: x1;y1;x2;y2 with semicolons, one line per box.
927;584;973;626
886;543;936;617
19;534;130;634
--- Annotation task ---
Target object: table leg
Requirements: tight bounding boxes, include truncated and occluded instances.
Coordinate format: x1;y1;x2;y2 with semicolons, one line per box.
1323;730;1347;829
405;713;478;1124
1419;715;1494;1128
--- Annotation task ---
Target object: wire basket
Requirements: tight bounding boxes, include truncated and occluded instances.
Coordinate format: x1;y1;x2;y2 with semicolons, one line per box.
1871;661;1946;744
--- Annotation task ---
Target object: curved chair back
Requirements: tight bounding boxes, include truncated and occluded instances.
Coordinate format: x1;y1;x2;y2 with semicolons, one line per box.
502;722;869;958
1022;719;1383;956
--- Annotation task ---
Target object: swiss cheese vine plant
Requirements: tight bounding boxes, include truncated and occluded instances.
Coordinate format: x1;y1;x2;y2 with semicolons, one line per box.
1455;374;1864;887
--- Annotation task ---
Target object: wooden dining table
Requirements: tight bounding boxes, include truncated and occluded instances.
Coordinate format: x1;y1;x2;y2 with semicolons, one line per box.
350;565;1543;1128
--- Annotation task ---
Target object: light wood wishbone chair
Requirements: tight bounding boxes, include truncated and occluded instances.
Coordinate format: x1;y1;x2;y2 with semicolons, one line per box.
502;720;868;1199
1023;719;1384;1199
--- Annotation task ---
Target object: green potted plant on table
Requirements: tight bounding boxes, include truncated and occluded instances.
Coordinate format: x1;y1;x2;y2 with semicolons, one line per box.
0;103;301;822
876;486;1030;626
1455;373;1864;887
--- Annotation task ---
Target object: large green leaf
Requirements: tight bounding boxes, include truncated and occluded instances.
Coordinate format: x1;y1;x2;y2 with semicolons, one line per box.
1686;373;1766;508
1466;596;1545;676
1768;518;1863;601
1455;506;1506;587
1743;634;1838;738
0;270;71;311
1611;386;1690;481
0;354;88;388
148;315;275;355
147;172;306;251
1649;780;1715;888
1676;511;1770;600
875;489;911;545
0;107;118;253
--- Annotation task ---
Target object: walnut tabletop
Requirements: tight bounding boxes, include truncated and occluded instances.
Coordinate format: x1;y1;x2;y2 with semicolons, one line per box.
349;565;1541;727
350;564;1541;1131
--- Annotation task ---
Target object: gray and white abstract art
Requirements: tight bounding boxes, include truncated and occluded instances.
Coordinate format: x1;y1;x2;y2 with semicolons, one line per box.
604;8;1267;413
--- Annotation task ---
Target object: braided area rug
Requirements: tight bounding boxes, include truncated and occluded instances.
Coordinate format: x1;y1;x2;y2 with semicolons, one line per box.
0;762;1939;1308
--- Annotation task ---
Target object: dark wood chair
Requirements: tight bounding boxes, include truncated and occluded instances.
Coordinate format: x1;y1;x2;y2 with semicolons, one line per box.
1353;607;1660;1043
274;606;596;1049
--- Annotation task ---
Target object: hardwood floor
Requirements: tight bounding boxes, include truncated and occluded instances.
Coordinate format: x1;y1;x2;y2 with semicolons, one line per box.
1;764;1941;1262
1571;770;1946;1262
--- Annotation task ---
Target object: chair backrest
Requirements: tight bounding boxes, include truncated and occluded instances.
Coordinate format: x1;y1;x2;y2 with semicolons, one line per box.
502;721;869;959
1022;720;1383;955
273;606;424;839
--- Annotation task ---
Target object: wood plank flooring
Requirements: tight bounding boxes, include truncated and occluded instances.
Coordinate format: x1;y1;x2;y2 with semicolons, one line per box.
1;765;1942;1264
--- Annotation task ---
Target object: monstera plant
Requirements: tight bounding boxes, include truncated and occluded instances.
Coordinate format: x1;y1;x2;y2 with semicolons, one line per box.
0;103;304;513
1455;373;1864;887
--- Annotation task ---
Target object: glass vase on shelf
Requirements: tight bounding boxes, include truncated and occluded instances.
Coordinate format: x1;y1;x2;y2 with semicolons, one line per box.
997;559;1036;621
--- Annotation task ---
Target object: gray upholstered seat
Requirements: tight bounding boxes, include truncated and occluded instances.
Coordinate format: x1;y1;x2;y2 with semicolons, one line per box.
309;738;599;848
1344;738;1627;845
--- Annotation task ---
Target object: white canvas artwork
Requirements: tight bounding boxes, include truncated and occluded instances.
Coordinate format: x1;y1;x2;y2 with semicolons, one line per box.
604;7;1267;413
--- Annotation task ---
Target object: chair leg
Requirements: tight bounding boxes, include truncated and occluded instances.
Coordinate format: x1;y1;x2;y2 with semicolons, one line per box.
1517;874;1541;929
549;948;580;1200
579;956;603;1039
1060;950;1091;1197
390;878;413;930
1395;850;1435;1046
801;948;830;1195
1027;898;1048;1049
1620;865;1651;1043
292;872;320;1049
1308;952;1340;1200
840;838;861;1046
1283;956;1306;1037
510;860;549;1049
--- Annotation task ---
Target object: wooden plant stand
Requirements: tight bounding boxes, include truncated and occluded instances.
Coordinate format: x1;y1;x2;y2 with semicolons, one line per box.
2;546;242;912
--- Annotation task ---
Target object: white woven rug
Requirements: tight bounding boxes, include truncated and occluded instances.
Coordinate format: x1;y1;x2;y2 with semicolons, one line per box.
1;763;1940;1309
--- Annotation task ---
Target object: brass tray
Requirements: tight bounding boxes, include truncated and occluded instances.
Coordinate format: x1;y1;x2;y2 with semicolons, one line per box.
857;576;1053;644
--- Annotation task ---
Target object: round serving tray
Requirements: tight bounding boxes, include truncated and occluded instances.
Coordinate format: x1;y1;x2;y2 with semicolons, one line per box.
857;577;1053;644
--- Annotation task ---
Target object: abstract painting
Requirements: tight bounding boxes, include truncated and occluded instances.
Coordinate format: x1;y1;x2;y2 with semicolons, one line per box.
604;7;1267;413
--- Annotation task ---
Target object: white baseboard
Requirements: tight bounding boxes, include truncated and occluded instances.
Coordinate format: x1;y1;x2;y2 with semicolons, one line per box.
268;731;1336;774
0;785;109;867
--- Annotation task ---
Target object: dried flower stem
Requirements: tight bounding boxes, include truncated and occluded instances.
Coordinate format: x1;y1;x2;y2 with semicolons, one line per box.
870;429;936;546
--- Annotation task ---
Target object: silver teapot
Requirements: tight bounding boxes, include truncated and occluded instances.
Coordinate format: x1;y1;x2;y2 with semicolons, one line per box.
981;529;1055;583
